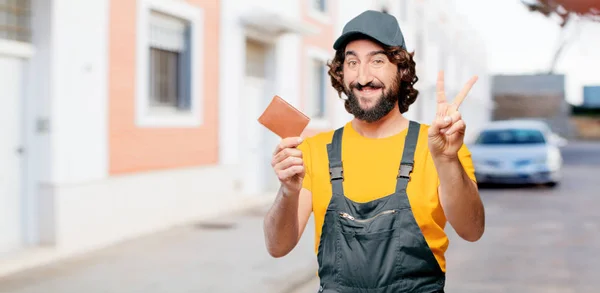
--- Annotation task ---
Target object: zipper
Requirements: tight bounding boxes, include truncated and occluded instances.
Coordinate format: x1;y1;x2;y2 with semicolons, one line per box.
339;209;397;223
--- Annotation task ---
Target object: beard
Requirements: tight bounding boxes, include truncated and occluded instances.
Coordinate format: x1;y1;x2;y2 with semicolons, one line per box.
343;75;402;123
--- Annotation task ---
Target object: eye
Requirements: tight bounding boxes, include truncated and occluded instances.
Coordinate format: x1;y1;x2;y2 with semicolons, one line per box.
373;59;384;65
346;60;358;68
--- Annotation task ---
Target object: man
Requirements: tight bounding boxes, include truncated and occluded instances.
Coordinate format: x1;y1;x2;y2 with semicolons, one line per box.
263;10;485;293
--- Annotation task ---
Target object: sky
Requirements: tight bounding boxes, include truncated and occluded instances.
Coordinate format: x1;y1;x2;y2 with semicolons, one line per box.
453;0;600;105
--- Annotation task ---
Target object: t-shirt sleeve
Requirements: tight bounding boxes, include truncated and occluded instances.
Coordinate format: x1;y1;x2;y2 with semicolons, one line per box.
297;139;313;192
458;143;477;183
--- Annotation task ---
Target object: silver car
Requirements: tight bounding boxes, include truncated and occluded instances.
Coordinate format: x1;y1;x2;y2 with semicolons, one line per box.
469;120;565;187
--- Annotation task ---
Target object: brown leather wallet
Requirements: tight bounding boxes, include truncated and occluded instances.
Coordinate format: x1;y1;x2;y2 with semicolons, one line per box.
258;95;310;138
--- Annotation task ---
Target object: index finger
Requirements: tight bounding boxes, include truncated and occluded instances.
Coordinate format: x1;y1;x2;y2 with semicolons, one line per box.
452;75;478;109
436;70;446;105
273;137;304;155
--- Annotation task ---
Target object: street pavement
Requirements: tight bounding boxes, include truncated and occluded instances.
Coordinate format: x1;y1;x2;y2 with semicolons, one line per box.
0;202;319;293
0;140;598;293
443;140;600;293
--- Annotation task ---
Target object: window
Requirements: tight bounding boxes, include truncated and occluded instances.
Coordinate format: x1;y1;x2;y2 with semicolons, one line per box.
313;0;326;12
475;129;547;145
148;11;191;111
308;58;327;119
308;0;328;23
136;0;204;127
306;47;332;127
0;0;31;42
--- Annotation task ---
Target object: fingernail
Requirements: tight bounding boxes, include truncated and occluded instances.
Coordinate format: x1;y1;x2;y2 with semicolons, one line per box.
443;116;451;123
297;137;303;143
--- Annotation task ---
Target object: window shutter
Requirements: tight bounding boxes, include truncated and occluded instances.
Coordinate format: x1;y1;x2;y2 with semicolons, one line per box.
178;26;192;110
149;11;188;52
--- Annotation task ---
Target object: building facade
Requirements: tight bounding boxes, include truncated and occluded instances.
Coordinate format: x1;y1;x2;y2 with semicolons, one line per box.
492;74;574;137
0;0;491;275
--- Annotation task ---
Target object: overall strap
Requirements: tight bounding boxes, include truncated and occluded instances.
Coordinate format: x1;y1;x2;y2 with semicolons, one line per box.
327;127;344;196
395;121;421;193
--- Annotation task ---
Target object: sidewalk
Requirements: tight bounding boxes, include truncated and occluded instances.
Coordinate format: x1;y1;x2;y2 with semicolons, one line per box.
0;200;319;293
290;275;320;293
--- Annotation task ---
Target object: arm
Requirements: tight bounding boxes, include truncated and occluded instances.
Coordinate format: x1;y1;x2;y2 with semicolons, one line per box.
263;136;314;258
428;70;484;242
434;156;485;242
263;187;313;258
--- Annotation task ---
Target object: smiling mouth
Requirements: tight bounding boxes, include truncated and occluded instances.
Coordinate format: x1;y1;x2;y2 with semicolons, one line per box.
356;86;382;95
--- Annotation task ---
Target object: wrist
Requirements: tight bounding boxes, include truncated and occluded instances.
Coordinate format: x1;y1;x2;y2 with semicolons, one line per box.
279;185;300;199
432;153;460;165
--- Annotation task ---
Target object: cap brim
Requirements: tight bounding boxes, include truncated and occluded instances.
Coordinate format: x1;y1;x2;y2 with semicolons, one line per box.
332;31;389;51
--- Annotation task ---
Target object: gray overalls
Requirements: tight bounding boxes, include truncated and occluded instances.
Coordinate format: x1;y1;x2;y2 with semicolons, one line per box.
317;121;445;293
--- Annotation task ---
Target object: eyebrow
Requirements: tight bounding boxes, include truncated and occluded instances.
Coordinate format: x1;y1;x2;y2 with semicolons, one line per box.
345;50;387;57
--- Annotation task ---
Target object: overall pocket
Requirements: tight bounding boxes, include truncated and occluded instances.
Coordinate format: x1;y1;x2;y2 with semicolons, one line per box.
335;209;401;289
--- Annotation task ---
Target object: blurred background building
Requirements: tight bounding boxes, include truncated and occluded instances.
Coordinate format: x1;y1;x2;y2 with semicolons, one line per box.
491;74;574;138
0;0;491;271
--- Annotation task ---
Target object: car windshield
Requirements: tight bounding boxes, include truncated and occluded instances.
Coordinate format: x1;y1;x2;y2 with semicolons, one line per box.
475;128;546;145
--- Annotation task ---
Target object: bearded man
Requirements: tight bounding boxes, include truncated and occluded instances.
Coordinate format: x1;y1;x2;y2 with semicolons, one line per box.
264;10;485;293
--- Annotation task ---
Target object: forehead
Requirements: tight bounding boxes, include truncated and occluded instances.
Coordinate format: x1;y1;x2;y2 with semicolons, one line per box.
344;39;385;56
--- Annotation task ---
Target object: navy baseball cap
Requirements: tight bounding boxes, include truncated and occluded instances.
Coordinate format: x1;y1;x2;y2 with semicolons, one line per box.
333;10;407;50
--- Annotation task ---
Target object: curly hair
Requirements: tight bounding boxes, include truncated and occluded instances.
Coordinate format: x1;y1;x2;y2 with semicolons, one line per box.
327;43;419;114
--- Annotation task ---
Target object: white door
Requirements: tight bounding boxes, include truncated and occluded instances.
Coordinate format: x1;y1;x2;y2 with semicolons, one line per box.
261;119;280;192
241;38;280;195
240;76;267;195
0;56;24;255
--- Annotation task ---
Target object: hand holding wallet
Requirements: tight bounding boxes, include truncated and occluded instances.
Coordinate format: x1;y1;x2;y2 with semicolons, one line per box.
258;95;311;138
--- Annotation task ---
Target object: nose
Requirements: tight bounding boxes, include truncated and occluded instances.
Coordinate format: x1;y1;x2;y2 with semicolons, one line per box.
357;63;374;86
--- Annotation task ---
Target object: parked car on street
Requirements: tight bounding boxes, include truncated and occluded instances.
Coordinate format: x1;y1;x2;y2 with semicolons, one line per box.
469;120;566;187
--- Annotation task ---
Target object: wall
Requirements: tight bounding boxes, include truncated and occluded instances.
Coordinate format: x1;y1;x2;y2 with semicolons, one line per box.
219;0;306;166
109;0;220;175
300;0;339;136
219;0;316;195
33;0;112;245
49;0;109;184
37;0;239;254
492;74;573;137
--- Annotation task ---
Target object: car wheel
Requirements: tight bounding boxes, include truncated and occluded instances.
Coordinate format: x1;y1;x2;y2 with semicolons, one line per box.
545;181;559;188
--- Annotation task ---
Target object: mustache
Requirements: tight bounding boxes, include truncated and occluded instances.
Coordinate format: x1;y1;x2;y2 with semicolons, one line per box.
350;81;384;91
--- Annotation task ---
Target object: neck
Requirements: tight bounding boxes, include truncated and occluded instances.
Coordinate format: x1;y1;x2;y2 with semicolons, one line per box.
351;104;409;139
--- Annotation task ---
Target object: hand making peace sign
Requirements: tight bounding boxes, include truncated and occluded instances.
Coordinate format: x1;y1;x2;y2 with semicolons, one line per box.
428;70;478;160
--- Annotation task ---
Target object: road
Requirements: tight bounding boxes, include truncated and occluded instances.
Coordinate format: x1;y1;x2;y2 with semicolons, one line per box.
294;140;600;293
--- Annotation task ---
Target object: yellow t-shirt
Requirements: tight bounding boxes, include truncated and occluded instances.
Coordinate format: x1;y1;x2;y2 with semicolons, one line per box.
298;121;476;273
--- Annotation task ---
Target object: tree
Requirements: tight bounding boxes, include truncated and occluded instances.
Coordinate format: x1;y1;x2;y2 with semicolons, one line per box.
521;0;600;73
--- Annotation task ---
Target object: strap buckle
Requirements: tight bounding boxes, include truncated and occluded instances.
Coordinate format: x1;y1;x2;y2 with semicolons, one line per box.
397;163;413;180
329;166;344;181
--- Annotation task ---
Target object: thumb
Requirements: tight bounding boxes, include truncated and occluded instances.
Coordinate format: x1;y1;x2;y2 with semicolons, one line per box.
429;116;452;136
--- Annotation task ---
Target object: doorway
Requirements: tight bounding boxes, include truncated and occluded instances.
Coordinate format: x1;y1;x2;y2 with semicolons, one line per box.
240;37;280;195
0;55;26;256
